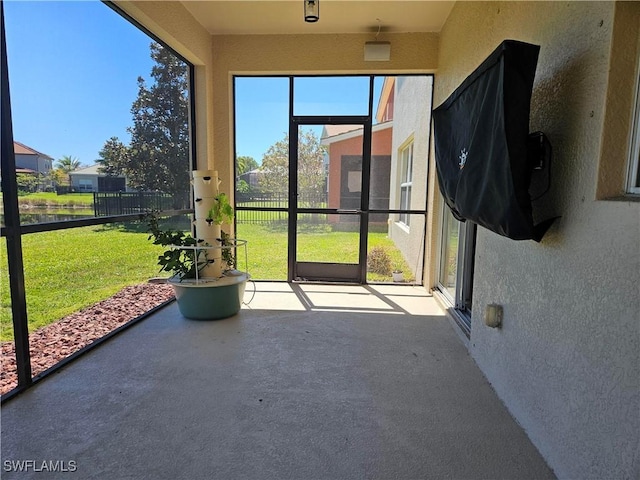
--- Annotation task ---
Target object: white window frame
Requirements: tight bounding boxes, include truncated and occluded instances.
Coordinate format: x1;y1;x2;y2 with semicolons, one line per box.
398;140;413;226
627;68;640;194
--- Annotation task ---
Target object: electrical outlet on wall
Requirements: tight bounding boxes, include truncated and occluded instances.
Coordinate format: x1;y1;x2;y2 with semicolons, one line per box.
484;304;503;328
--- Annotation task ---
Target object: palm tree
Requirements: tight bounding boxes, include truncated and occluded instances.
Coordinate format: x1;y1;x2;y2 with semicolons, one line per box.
56;155;81;186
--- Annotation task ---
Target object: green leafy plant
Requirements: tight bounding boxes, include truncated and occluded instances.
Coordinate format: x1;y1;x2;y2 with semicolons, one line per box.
206;193;234;225
146;214;212;280
220;230;236;270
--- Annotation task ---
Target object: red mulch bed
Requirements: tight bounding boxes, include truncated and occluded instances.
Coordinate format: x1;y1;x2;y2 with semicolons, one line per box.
1;283;174;395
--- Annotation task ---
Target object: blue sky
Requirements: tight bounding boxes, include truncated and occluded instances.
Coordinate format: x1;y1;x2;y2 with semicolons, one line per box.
4;1;383;167
4;1;153;165
235;76;382;163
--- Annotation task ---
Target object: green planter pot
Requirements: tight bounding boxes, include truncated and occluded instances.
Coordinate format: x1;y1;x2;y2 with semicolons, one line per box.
168;272;249;320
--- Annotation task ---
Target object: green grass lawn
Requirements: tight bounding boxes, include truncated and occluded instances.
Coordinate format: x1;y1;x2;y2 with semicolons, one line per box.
236;223;413;282
1;220;414;341
0;223;167;341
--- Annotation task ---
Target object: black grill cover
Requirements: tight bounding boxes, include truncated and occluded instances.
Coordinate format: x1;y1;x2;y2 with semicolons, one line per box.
433;40;555;241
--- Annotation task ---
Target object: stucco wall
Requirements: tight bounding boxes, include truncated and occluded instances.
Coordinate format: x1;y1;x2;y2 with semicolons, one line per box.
326;128;392;210
14;154;51;174
14;154;37;172
432;2;639;478
388;76;432;283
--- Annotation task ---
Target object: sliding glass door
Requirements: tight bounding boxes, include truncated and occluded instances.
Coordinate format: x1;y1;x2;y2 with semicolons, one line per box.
438;205;476;334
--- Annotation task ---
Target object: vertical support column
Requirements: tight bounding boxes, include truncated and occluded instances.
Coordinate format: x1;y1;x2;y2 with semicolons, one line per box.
1;3;32;388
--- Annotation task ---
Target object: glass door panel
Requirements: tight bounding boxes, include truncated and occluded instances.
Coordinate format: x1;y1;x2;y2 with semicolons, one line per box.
439;207;460;300
296;126;330;209
296;213;360;263
295;214;361;282
293;122;364;282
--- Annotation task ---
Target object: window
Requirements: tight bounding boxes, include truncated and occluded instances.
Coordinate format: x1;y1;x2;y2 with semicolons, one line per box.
399;141;413;226
78;179;93;192
628;69;640;194
596;2;640;199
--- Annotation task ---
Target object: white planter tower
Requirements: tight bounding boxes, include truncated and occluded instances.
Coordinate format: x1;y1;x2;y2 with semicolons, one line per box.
192;169;226;278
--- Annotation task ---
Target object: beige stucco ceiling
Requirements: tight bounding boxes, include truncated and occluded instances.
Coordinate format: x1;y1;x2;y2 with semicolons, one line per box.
180;1;455;35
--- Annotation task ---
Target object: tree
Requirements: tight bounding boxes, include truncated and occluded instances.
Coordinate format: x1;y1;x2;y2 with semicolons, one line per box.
259;129;326;205
236;179;250;194
98;137;131;179
98;42;190;208
296;129;327;204
259;134;289;197
236;155;258;176
56;155;81;185
16;173;38;194
47;168;66;187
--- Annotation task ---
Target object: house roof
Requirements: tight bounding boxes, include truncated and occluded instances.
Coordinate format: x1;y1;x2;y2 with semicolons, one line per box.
321;121;393;145
321;125;363;139
70;164;106;176
69;164;125;178
13;141;53;160
16;168;37;174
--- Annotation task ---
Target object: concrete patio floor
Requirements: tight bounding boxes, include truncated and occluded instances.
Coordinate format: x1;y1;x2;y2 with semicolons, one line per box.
1;283;555;479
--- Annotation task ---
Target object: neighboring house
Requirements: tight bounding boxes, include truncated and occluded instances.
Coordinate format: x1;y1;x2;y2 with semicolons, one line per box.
14;141;53;175
236;168;263;189
13;141;53;190
320;123;393;227
69;164;127;192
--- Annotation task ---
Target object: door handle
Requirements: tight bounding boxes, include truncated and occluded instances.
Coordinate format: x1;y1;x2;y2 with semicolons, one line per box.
336;209;361;214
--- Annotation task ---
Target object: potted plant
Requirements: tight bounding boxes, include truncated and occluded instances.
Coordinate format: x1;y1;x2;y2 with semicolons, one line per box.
392;263;404;283
147;170;249;320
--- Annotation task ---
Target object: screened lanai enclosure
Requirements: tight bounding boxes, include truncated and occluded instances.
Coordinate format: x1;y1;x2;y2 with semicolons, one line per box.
234;75;432;284
0;2;433;399
0;1;196;398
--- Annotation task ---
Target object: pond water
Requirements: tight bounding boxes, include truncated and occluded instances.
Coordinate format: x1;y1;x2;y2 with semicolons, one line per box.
1;207;96;226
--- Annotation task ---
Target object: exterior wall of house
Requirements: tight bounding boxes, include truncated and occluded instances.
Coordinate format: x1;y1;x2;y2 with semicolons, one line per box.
210;33;439;199
389;76;432;283
430;2;639;478
326;128;393;211
14;153;38;172
70;175;98;192
38;156;52;175
15;153;52;192
15;153;51;174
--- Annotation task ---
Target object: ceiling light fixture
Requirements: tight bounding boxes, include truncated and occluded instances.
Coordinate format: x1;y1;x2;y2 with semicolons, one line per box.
304;0;319;23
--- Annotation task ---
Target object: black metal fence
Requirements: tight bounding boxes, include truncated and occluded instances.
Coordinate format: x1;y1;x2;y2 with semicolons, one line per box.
236;192;327;224
93;191;332;222
93;192;185;216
